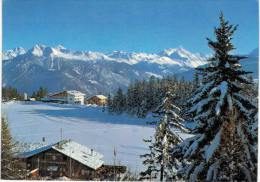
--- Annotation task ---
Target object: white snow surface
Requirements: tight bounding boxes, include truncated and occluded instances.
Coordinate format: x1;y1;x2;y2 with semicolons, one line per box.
204;130;221;162
2;101;191;172
214;81;228;115
31;44;44;57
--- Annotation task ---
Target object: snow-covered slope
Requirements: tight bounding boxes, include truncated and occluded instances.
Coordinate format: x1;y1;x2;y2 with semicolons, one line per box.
2;44;207;95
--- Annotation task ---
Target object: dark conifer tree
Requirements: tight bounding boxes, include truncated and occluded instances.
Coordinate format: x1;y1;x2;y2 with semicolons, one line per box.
31;91;37;98
1;117;20;179
36;86;48;100
193;70;200;90
107;93;113;113
113;87;126;114
180;13;257;181
2;87;22;101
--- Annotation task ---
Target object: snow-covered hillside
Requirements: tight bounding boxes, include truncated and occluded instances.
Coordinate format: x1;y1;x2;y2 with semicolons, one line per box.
2;101;191;172
2;45;207;95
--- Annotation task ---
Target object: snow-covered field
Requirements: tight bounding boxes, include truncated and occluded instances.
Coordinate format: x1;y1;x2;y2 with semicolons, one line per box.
2;101;191;172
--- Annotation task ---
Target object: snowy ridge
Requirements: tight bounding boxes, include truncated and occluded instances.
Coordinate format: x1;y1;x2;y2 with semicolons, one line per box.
3;45;257;95
159;47;206;67
4;44;207;67
2;47;26;60
2;44;207;95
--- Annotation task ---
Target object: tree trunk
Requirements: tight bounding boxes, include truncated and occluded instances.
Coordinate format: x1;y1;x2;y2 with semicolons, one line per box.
160;164;164;181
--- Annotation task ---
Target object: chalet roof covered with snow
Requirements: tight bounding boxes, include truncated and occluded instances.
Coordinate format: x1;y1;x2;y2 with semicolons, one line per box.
53;140;103;170
66;90;85;96
48;90;85;97
89;95;107;100
16;143;56;158
16;140;104;170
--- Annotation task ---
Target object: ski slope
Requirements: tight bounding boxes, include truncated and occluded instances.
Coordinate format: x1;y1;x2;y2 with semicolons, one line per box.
2;101;191;172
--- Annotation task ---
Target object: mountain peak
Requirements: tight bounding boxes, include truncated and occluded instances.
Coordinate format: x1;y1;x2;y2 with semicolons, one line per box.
2;47;26;60
159;47;190;56
55;44;66;50
29;44;47;57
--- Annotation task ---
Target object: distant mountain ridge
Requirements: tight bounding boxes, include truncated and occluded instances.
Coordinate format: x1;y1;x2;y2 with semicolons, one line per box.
3;45;207;67
177;48;259;81
2;45;257;95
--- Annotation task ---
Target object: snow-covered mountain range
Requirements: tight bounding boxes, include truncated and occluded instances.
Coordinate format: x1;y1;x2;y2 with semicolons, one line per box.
2;45;258;95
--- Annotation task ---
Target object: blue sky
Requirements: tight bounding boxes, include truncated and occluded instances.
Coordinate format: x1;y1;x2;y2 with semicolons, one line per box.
3;0;259;54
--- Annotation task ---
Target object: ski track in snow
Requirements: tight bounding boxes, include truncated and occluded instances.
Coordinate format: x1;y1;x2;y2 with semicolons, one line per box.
2;101;191;172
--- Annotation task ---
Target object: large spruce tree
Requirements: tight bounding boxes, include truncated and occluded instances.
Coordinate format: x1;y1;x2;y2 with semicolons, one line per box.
180;13;257;181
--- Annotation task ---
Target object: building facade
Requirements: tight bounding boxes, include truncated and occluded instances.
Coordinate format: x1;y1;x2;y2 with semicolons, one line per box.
42;90;85;105
17;140;104;180
86;95;107;106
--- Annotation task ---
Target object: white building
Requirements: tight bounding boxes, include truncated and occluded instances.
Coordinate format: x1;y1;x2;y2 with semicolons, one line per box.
43;90;85;105
66;90;85;105
24;93;28;100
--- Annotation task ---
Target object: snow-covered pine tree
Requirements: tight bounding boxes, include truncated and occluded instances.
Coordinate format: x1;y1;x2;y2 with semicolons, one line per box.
180;13;257;181
139;137;158;180
141;90;189;181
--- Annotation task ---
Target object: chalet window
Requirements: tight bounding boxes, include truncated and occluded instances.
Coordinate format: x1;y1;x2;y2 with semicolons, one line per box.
82;169;90;176
47;166;58;172
81;169;85;175
52;155;56;161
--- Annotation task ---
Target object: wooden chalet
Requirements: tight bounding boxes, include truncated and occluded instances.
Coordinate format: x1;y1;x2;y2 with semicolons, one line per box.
86;95;107;106
16;140;126;180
